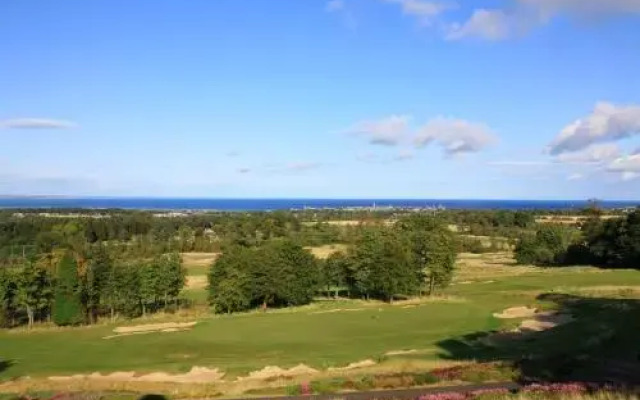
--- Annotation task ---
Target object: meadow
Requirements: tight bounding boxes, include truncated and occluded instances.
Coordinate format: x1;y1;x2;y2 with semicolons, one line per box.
1;250;639;397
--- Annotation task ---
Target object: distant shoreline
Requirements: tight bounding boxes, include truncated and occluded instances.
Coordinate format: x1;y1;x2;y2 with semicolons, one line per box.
0;197;639;211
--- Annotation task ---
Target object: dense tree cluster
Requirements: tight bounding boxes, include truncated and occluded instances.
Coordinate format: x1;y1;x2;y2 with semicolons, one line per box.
0;250;185;328
208;240;319;313
208;216;458;313
515;209;640;269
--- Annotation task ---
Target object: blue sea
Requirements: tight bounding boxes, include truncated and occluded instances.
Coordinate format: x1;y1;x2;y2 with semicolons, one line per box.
0;198;638;211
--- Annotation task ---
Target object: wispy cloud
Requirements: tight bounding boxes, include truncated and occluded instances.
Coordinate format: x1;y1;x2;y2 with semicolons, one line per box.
449;0;640;41
554;143;621;164
378;0;640;40
382;0;455;25
236;167;251;174
414;117;497;155
346;115;410;146
567;173;585;181
607;153;640;181
0;118;78;130
548;103;640;155
326;0;357;29
326;0;345;12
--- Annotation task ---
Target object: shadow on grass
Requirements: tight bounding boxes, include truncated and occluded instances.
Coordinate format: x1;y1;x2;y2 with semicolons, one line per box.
0;359;13;375
138;395;168;400
436;293;640;385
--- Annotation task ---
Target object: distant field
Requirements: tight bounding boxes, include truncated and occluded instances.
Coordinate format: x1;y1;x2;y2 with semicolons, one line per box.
304;244;349;259
2;251;639;396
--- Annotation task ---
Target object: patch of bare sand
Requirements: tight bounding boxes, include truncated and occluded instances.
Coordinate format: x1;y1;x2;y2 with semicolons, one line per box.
103;321;197;339
385;349;418;356
48;367;224;384
327;359;376;371
481;310;573;346
493;306;538;319
235;364;318;381
186;275;207;290
113;321;197;334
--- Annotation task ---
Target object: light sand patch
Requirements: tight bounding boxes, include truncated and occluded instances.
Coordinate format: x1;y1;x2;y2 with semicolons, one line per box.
519;312;574;332
493;306;538;319
385;349;418;356
104;322;197;339
113;321;197;334
181;252;220;267
481;311;573;346
236;364;318;381
327;359;376;371
48;367;225;384
186;275;207;290
304;244;349;259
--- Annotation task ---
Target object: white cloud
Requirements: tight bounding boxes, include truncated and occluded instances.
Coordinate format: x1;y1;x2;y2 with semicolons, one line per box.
414;117;497;155
446;9;512;40
382;0;454;25
447;0;640;40
519;0;640;18
346;115;410;146
326;0;345;12
607;153;640;181
0;118;77;130
549;103;640;155
608;154;640;172
567;173;585;181
554;143;621;164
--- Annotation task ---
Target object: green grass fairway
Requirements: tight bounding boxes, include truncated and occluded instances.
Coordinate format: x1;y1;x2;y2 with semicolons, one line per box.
1;253;639;381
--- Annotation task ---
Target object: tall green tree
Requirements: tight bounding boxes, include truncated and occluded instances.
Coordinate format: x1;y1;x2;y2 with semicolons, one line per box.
0;268;17;327
396;215;458;295
208;246;253;313
16;263;53;328
347;228;417;302
52;253;84;326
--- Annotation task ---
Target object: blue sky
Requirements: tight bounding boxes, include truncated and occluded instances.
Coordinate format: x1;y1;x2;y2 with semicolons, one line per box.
1;0;640;199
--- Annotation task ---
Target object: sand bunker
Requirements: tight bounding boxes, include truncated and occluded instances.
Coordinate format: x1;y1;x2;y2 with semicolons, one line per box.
493;306;539;319
114;321;197;334
236;364;318;381
519;311;574;332
482;307;574;346
385;349;418;356
327;359;376;371
49;367;224;384
103;321;197;339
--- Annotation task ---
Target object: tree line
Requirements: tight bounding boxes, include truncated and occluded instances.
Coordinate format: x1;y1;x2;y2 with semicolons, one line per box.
515;209;640;269
207;215;458;314
0;249;185;328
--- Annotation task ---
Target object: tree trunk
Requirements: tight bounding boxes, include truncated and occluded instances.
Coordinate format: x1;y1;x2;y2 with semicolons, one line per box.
142;303;146;317
26;305;34;329
428;276;435;296
110;305;115;322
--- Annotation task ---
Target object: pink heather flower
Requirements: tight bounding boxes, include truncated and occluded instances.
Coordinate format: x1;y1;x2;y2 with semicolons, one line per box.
419;392;468;400
469;388;510;397
522;382;588;394
300;381;312;395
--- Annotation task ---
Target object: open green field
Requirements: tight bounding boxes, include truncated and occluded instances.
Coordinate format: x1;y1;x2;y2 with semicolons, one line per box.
1;252;639;396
